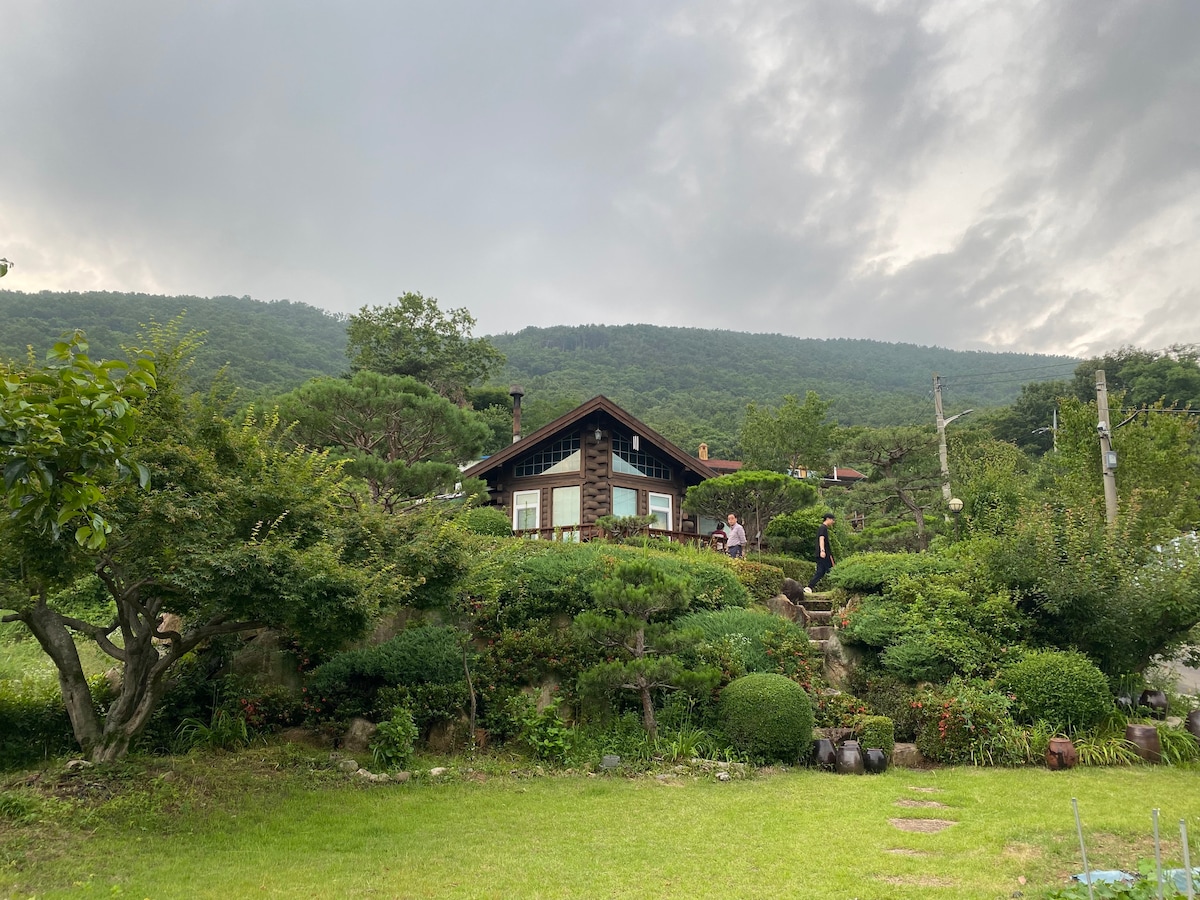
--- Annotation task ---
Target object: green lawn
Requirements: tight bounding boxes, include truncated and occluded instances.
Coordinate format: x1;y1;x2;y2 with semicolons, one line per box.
3;750;1199;899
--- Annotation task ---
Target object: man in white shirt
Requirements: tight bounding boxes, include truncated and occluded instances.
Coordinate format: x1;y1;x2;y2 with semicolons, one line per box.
725;513;747;559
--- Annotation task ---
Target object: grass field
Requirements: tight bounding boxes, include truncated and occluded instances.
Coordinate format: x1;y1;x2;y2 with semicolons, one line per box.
3;748;1199;899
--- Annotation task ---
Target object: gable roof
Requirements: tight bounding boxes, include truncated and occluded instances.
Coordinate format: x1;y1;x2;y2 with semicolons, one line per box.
462;395;718;481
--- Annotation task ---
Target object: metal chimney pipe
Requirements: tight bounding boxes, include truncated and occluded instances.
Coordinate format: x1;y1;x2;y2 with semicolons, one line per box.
509;385;525;443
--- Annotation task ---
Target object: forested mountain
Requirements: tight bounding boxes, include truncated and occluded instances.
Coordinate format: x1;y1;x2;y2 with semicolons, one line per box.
0;291;1079;455
0;290;348;396
491;324;1077;456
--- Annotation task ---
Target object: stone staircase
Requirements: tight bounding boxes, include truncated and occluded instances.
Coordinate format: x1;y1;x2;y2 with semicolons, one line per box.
766;579;840;654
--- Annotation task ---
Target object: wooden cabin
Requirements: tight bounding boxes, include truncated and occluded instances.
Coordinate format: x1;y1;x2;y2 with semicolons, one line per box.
462;395;717;540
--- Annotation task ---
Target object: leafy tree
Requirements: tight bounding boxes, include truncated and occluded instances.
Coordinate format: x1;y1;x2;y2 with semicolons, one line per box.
741;391;835;474
0;331;155;548
274;372;489;514
1071;346;1200;409
574;559;720;737
985;379;1070;455
0;258;12;277
1;334;388;763
683;470;816;552
945;431;1031;537
346;292;505;404
839;426;941;549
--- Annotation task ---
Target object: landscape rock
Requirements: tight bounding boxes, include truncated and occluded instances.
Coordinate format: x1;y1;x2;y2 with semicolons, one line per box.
781;578;806;603
65;759;93;771
341;717;377;753
429;766;449;777
336;758;361;774
766;593;802;623
392;771;412;783
891;743;928;769
715;771;731;782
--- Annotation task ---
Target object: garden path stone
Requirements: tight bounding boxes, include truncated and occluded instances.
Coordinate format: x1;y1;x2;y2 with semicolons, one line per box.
895;799;949;808
889;818;956;833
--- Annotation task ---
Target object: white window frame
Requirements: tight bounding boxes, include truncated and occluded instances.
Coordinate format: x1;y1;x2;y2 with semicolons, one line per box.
513;490;540;535
551;485;581;542
648;492;672;531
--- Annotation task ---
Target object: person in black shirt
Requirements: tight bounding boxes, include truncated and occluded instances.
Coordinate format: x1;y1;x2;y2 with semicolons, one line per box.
805;513;836;594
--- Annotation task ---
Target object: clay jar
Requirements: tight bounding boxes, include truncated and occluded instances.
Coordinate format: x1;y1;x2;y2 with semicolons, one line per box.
1186;710;1200;742
1139;689;1169;720
1125;723;1162;763
812;738;837;770
1045;736;1078;770
863;748;888;774
836;739;865;775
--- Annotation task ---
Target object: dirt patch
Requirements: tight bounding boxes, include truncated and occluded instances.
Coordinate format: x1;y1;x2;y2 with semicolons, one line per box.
889;818;957;833
907;786;941;793
895;799;949;808
885;848;930;856
875;875;957;887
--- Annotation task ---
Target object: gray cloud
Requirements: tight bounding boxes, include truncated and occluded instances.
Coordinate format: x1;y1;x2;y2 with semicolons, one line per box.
2;0;1197;356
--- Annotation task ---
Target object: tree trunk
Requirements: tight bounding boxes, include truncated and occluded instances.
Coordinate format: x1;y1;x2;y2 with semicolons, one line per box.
22;600;103;756
639;676;658;739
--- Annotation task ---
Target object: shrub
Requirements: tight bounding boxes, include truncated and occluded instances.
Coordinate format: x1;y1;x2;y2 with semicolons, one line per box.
829;552;961;595
764;507;832;558
676;608;810;674
848;671;923;741
997;650;1111;733
0;678;77;768
813;691;871;728
305;625;470;725
728;560;785;602
458;506;512;537
370;707;419;770
856;715;895;758
915;678;1020;766
718;673;814;764
746;552;813;583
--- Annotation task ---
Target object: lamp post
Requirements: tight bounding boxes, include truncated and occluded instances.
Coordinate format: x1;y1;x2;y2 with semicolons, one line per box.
948;497;963;540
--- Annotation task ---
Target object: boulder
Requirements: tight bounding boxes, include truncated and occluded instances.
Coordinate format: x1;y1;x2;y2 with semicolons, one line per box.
341;717;377;754
891;743;928;769
766;593;803;623
781;578;806;603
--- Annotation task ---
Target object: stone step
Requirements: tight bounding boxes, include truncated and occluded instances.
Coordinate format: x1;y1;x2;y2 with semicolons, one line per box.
807;625;834;640
802;609;832;624
810;639;830;653
799;598;833;612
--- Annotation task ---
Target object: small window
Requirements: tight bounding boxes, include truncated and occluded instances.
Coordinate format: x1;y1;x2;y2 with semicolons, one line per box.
513;490;540;535
648;492;672;531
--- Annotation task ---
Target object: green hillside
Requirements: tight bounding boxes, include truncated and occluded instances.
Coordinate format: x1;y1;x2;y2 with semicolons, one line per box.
490;324;1078;456
0;290;348;396
0;292;1078;455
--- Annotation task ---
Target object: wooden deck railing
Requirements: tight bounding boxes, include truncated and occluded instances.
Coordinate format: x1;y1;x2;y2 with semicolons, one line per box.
513;525;712;546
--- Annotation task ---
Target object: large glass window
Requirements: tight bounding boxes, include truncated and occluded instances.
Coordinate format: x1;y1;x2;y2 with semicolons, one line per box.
515;435;581;477
611;434;671;480
612;486;638;518
513;490;540;533
552;485;581;541
648;492;672;531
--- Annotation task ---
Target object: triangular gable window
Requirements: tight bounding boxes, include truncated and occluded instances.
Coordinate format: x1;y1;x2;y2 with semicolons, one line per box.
515;435;581;477
612;433;671;480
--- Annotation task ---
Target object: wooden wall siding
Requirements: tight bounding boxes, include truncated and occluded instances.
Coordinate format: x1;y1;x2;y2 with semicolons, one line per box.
583;429;608;520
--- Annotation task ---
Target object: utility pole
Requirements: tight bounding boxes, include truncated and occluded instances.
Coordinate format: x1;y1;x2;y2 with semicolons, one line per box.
933;373;972;502
1095;370;1118;525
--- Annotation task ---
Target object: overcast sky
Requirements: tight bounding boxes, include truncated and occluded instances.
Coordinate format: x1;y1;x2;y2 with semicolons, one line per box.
2;1;1198;356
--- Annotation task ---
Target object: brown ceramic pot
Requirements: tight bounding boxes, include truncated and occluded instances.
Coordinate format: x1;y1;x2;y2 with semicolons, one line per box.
836;739;865;775
1186;710;1200;742
1139;689;1169;720
1125;723;1162;763
1045;736;1078;770
812;738;837;770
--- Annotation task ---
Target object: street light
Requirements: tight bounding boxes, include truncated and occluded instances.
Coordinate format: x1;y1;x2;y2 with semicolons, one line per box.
948;497;964;540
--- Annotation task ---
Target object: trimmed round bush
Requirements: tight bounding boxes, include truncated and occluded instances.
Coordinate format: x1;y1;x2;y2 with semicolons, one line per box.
458;506;513;537
856;715;895;758
718;673;814;763
998;650;1110;733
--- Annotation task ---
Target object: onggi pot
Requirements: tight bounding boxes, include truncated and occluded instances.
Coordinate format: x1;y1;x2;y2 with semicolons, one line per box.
1139;689;1169;720
1125;723;1161;763
1185;710;1200;743
836;739;865;775
812;738;837;770
863;748;888;774
1045;736;1078;770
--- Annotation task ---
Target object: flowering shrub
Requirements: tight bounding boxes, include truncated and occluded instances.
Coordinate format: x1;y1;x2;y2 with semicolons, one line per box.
914;678;1020;765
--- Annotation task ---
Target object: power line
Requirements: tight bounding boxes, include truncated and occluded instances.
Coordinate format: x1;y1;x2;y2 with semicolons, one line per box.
944;362;1078;383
